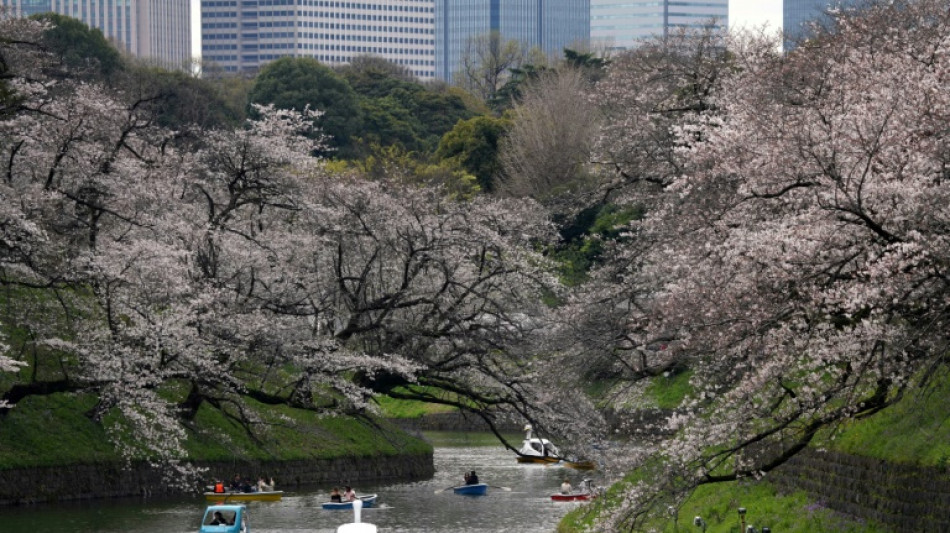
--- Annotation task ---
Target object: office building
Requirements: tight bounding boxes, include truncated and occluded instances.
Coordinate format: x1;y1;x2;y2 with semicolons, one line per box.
590;0;728;53
0;0;192;69
201;0;436;79
434;0;590;82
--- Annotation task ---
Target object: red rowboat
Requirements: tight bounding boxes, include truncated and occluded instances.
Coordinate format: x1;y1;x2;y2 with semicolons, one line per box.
550;491;594;502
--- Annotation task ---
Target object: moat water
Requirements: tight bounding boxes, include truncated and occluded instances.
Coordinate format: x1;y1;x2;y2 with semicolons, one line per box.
0;432;598;533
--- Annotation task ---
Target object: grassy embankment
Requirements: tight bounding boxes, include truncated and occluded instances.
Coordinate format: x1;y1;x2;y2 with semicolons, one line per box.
558;369;950;533
0;391;431;470
373;387;460;419
0;283;431;471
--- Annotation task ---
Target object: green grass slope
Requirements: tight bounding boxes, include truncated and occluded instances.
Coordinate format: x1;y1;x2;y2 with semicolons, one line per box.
559;369;950;532
0;392;431;469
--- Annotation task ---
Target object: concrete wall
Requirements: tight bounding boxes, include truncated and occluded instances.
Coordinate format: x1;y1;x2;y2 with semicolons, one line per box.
771;449;950;532
0;452;433;505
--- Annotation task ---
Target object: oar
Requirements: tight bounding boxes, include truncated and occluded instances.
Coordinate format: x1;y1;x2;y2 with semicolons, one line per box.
433;485;459;494
488;485;512;491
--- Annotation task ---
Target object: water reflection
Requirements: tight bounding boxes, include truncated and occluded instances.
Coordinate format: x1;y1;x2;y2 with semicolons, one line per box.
0;432;596;533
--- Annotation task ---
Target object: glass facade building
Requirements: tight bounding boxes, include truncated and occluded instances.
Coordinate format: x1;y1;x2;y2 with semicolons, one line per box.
590;0;727;53
201;0;436;79
0;0;192;69
434;0;590;82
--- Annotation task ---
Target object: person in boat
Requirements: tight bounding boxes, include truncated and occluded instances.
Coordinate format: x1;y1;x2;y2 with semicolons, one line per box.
560;479;573;494
330;487;343;502
230;474;243;492
343;485;356;501
212;479;226;493
210;511;228;525
582;478;595;494
466;470;479;485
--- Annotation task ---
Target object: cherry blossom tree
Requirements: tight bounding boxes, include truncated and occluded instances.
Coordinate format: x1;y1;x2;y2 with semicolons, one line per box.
0;14;571;485
567;1;950;529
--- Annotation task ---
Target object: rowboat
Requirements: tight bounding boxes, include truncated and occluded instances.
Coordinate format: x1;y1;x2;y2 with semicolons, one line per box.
550;491;594;502
322;494;378;510
452;483;488;495
551;479;598;502
204;490;283;502
199;504;249;532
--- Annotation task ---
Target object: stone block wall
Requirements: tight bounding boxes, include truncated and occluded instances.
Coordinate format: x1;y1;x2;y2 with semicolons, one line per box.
0;451;433;505
770;449;950;532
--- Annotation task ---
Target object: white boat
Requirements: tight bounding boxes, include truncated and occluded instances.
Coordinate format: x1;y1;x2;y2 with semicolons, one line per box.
516;424;560;464
336;498;377;533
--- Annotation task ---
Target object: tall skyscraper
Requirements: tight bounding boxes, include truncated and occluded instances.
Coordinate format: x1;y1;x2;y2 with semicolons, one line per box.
434;0;590;82
590;0;728;53
0;0;192;69
201;0;436;79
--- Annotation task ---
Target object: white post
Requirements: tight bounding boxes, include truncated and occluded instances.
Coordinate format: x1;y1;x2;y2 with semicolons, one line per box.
352;498;363;523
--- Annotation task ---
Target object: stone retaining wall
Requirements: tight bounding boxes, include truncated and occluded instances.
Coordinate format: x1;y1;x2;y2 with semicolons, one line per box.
0;452;433;505
770;449;950;532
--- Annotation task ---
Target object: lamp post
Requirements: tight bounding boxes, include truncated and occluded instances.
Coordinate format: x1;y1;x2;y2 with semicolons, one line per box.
738;507;747;532
668;506;679;531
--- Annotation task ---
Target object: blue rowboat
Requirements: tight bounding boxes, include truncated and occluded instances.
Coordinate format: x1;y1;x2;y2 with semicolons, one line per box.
322;494;378;510
452;483;488;495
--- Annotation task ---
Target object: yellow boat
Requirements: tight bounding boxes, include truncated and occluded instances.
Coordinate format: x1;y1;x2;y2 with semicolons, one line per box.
204;490;283;502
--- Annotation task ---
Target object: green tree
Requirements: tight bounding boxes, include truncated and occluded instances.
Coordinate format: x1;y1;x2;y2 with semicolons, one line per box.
123;66;245;131
490;63;548;112
404;88;474;147
336;55;416;98
346;143;481;201
31;13;124;80
339;56;476;154
436;115;510;193
356;96;421;152
563;48;608;82
248;57;363;157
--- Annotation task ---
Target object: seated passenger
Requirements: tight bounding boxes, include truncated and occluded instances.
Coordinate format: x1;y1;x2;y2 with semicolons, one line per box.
330;487;343;502
561;479;572;494
467;470;479;485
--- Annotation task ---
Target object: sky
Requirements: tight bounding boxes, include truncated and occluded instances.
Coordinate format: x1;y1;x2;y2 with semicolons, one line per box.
729;0;783;31
189;0;784;58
